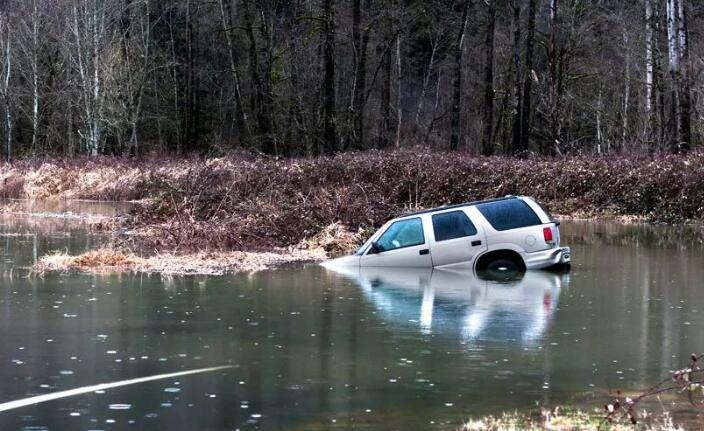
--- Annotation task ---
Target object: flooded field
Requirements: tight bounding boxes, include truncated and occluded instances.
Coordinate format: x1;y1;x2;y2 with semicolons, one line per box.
1;209;704;430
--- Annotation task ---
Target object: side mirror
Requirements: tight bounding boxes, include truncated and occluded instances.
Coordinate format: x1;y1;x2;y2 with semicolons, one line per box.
370;241;382;254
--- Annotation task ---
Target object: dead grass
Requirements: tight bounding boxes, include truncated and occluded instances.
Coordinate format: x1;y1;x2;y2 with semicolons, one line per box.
462;409;682;431
296;222;370;257
34;249;144;273
32;247;325;276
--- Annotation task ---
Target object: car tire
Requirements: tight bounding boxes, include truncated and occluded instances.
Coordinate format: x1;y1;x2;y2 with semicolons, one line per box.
480;258;524;281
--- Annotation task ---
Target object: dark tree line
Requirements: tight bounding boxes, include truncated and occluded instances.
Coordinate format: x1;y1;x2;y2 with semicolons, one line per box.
0;0;700;159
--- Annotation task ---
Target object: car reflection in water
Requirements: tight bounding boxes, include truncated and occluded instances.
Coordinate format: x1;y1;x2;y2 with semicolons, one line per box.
325;265;569;346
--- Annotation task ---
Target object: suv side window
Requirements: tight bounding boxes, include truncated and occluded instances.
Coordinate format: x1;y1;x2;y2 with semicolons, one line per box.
375;218;425;252
477;199;541;231
432;211;477;241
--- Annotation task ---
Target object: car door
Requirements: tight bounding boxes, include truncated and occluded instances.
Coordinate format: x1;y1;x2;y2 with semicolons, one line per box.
359;216;433;267
428;209;487;268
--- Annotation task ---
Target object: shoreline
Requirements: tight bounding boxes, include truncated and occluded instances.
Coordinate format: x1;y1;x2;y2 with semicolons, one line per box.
3;150;704;275
5;204;701;276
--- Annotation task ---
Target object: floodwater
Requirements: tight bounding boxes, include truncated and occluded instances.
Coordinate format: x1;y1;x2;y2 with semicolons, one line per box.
1;206;704;430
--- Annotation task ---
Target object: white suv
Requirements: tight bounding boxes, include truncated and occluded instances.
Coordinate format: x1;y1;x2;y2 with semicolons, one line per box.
325;196;571;271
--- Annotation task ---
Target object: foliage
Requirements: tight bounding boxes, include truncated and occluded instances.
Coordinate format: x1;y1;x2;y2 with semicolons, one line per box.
604;353;704;427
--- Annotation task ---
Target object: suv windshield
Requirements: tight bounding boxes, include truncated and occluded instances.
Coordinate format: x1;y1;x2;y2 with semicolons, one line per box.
477;199;541;231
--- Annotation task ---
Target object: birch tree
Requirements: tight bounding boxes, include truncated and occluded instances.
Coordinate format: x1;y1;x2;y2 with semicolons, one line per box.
0;14;12;161
17;0;40;155
70;0;111;156
644;0;655;119
665;0;680;151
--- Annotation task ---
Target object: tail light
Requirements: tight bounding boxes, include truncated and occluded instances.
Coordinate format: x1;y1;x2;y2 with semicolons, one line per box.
543;227;554;243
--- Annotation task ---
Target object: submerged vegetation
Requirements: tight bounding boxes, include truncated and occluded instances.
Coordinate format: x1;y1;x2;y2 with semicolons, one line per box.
3;150;704;258
462;409;681;431
33;249;324;276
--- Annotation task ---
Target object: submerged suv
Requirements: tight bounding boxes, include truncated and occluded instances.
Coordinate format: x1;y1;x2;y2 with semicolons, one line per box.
325;196;571;271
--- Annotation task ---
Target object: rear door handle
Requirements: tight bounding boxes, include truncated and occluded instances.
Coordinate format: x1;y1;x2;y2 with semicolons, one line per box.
419;249;430;256
471;240;482;247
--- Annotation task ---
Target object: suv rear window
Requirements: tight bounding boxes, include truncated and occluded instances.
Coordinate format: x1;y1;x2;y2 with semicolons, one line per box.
476;199;541;231
432;211;477;241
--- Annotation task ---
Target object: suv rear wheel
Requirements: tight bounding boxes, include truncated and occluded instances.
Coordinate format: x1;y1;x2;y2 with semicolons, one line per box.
485;258;520;272
476;251;526;281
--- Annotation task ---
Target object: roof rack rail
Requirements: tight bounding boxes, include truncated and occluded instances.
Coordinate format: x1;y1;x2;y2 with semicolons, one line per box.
400;196;518;218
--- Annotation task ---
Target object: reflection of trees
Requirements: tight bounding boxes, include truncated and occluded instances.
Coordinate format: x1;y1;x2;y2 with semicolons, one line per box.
562;221;704;250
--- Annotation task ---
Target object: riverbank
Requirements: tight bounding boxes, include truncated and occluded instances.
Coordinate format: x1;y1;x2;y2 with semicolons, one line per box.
3;149;704;274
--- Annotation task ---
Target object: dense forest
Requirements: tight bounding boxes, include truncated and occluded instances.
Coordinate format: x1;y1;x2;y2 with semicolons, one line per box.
0;0;700;158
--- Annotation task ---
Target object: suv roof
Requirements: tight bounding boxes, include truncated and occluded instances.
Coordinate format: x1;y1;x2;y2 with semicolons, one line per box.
400;196;518;218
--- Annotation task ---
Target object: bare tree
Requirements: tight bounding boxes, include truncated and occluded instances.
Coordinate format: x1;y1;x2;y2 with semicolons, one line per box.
518;0;536;153
17;0;40;155
676;0;691;152
351;0;370;149
110;0;154;155
70;0;111;156
481;0;496;156
509;0;522;155
450;0;470;151
394;35;402;148
0;14;12;161
218;0;249;147
645;0;655;120
323;0;337;153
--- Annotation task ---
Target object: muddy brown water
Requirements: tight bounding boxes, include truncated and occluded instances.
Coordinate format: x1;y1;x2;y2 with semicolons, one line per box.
0;204;703;430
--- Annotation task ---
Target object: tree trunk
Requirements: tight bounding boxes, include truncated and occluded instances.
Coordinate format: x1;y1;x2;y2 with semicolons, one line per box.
378;40;391;148
450;0;470;151
416;31;439;126
676;0;691;152
622;30;630;148
184;0;198;153
481;0;496;156
351;0;370;150
519;0;536;153
323;0;337;153
242;0;273;153
666;0;680;152
30;0;39;155
257;2;277;155
510;0;522;155
547;0;561;155
2;20;11;162
645;0;655;118
219;0;249;147
394;36;402;148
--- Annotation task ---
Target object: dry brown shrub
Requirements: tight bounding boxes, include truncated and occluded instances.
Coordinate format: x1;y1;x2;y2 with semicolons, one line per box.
34;249;144;273
296;222;367;256
24;164;78;199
